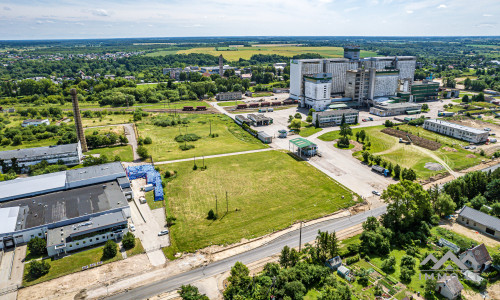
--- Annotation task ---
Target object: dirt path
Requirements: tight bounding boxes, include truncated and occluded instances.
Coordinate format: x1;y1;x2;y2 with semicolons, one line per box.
417;147;461;178
439;222;500;249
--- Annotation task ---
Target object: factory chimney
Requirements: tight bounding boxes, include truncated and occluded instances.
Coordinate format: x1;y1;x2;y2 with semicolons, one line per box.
70;88;88;152
219;54;224;77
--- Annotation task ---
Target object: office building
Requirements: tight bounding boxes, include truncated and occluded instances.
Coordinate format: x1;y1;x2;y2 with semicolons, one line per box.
0;142;83;173
216;91;243;101
370;102;422;117
423;119;489;143
405;80;440;102
312;109;359;127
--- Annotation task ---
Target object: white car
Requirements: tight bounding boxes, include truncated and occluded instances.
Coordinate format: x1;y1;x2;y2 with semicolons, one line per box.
158;230;169;236
372;191;381;196
484;128;491;131
129;224;135;232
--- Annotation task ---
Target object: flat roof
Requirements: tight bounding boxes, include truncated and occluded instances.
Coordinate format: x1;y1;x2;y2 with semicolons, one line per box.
47;211;127;247
0;171;67;202
0;143;79;161
425;119;487;135
459;206;500;232
290;137;316;148
376;102;421;109
316;109;358;116
0;181;127;232
0;207;19;235
66;162;125;184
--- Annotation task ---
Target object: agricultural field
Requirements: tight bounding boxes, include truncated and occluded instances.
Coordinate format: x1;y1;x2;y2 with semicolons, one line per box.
177;46;378;61
137;113;266;161
318;125;482;179
161;150;357;254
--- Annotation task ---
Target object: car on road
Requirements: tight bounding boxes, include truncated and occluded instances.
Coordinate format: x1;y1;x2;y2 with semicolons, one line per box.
464;146;470;149
372;190;381;196
129;224;135;232
158;230;169;236
484;128;491;131
362;119;367;122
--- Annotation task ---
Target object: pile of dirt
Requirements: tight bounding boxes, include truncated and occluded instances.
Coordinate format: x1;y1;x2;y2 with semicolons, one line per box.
425;162;444;171
381;128;441;151
466;154;477;158
443;147;457;152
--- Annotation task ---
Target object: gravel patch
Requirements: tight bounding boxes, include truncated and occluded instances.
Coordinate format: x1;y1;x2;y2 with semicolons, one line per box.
425;162;444;171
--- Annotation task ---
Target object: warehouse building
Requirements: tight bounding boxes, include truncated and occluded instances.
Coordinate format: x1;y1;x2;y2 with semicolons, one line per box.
370;102;422;117
0;162;131;253
216;91;242;101
345;69;400;106
312;109;359;127
457;206;500;240
0;142;83;173
423;119;489;144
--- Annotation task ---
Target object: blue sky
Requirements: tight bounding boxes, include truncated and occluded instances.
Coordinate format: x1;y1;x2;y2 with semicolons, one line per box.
0;0;498;40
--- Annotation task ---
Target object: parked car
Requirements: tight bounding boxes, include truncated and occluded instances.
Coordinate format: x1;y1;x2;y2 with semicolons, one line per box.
129;224;135;232
362;119;367;122
484;128;491;131
372;190;381;196
158;230;169;236
139;196;146;204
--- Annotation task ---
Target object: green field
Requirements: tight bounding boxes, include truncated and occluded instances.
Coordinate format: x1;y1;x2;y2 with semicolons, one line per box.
217;101;245;107
23;245;122;286
0;137;59;151
177;46;378;61
81;114;133;127
318;125;481;179
161;150;357;253
299;126;322;137
145;190;164;210
144;49;182;57
125;238;145;257
137;114;266;161
85;145;134;162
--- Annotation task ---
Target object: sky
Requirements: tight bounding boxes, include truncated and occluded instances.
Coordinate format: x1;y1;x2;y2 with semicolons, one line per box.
0;0;498;40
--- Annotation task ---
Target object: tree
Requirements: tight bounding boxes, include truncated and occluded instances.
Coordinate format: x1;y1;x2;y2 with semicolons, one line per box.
485;179;500;201
103;240;117;259
470;194;487;210
393;164;401;179
290;119;302;130
313;230;339;263
400;266;413;283
28;260;51;279
136;146;149;160
223;262;251;299
284;281;306;299
315;117;320;129
12;135;22;146
143;137;153;144
491;203;500;217
355;131;360;142
178;285;209;300
421;103;429;111
27;237;47;256
401;168;416;181
122;232;136;250
280;245;290;268
341;114;346;125
384;120;394;127
424;277;437;297
362;151;370;163
359;130;366;142
357;269;369;286
462;94;469;103
434;193;456;217
492;252;500;266
166;216;177;227
207;209;217;220
464;77;472;90
306;115;313;123
381;256;396;273
294;113;302;119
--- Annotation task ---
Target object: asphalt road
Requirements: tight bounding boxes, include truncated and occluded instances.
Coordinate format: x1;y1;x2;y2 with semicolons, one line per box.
106;205;386;300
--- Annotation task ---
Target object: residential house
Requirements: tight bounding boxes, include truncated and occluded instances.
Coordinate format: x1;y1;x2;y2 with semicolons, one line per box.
436;276;464;299
459;244;492;273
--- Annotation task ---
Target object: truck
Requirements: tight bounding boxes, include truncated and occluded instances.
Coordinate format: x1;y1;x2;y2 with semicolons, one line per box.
372;165;390;177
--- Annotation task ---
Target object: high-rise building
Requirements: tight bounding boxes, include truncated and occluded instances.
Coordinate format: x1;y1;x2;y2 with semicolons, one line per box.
219;55;224;77
71;88;88;152
303;73;332;111
289;47;417;109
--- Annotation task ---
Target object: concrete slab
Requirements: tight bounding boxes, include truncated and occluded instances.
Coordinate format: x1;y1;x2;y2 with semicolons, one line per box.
147;250;166;267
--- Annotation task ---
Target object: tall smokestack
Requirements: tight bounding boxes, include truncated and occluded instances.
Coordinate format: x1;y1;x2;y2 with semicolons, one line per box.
70;88;88;152
219;54;224;77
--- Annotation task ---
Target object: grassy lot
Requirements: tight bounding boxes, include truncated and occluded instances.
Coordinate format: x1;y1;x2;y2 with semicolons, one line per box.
23;244;122;286
145;190;164;210
161;150;357;253
136;83;158;89
125;238;145;257
0;137;59;151
251;92;273;98
299;126;322;137
137;114;266;161
132;100;208;110
318;125;481;179
85;145;134;162
81;114;133;127
217;101;245;107
178;46;378;61
144;49;181;57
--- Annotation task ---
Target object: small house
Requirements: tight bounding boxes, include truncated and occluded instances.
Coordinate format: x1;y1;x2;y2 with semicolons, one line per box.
436;276;463;299
459;244;492;273
325;256;342;271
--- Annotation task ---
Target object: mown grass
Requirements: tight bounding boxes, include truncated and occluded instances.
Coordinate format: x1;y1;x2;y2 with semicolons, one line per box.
138;114;266;161
23;245;122;286
125;238;145;257
145;190;164;210
298;126;322;137
161;150;357;253
85;145;134;162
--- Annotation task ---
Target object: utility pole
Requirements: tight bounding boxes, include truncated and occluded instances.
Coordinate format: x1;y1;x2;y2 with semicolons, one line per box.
226;191;228;213
299;221;303;252
203;156;205;168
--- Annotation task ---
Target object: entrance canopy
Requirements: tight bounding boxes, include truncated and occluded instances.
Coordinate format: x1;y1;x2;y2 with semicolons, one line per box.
289;137;316;149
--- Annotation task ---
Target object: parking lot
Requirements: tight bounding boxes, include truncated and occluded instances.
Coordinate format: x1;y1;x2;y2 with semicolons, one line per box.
128;178;169;266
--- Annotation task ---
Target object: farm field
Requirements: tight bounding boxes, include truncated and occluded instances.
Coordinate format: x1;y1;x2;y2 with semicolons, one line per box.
137;113;266;161
318;125;481;179
177;46;378;61
23;244;122;286
161;150;357;253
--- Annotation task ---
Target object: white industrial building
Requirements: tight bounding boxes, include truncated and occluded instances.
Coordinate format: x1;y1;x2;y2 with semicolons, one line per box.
21;119;50;127
290;46;416;108
370;102;422;117
0;162;132;255
303;73;333;111
423;119;489;144
312;109;359;127
0;142;83;173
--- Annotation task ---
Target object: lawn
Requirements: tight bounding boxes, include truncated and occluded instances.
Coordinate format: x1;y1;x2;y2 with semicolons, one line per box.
137;114;266;161
0;137;59;151
299;126;322;137
23;244;122;286
178;46;378;61
317;124;481;179
85;145;134;162
125;238;145;257
145;190;164;210
81;114;133;127
161;150;357;253
217;101;245;107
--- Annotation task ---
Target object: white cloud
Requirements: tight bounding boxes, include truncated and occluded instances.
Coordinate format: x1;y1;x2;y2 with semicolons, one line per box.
475;23;496;28
344;7;360;12
90;9;109;17
437;4;447;9
75;22;85;26
406;10;414;14
483;14;493;17
4;6;11;11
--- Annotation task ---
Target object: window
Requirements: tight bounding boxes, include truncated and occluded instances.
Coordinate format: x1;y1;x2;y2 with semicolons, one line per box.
69;244;72;248
38;233;42;236
31;235;34;238
473;223;476;226
486;228;495;235
89;239;93;242
96;238;99;241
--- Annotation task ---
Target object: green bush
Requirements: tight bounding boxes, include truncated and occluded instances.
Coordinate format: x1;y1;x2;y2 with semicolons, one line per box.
103;240;117;259
27;237;47;256
136;146;149;159
345;255;360;265
175;134;201;142
144;137;153;144
179;144;195;151
28;260;51;279
122;232;136;250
